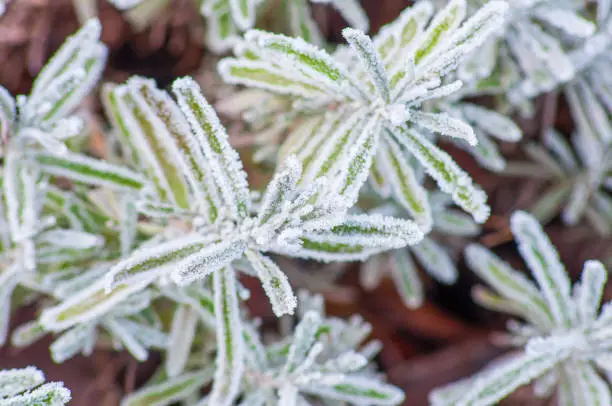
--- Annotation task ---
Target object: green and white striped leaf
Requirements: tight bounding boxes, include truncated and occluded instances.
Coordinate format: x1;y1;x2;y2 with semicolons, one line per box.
411;237;457;284
245;249;296;317
25;19;106;128
380;135;431;232
210;267;244;406
294;214;423;262
121;369;214;406
465;243;553;329
390;249;423;309
510;211;574;329
105;233;216;291
574;260;607;325
455;350;564;406
170;238;247;286
165;304;199;378
300;375;405;405
172;77;250;220
40;277;152;331
30;151;147;191
389;125;490;223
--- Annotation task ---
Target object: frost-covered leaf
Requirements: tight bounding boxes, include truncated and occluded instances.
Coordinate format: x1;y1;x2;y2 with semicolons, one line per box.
389;125;490;223
295;214;423;262
510;211;573;328
172;77;250;219
121;369;214;406
170;238;247;286
40;277;152;331
210;267;244;406
165;305;198;378
0;366;45;398
574;261;607;325
0;382;71;405
25;18;106;128
245;249;296;317
465;243;553;329
343;28;390;102
390;249;423;309
380;136;431;232
455;350;565;406
105;233;216;291
300;375;405;405
411;237;457;284
30;151;147;191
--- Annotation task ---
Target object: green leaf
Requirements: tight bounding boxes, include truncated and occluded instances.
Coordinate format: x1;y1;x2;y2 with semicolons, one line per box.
30;151;147;191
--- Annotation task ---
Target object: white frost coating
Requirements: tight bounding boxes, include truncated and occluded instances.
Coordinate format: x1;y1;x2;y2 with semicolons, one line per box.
464;243;553;330
532;6;595;38
460;103;522;142
210;267;245;406
390;126;490;223
172;77;250;220
412;111;477;146
410;237;457;284
510;211;573;328
40;277;152;332
166;305;198;378
30;151;147;191
390;248;424;309
104;233;212;291
343;28;390;102
575;261;607;325
245;249;297;317
0;366;45;398
170;238;247;286
2;381;71;405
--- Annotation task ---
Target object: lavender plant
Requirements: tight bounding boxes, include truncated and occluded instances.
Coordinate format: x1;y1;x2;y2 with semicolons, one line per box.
431;211;612;405
0;19;108;345
121;292;404;406
0;366;71;405
99;0;368;52
457;0;596;108
219;0;510;230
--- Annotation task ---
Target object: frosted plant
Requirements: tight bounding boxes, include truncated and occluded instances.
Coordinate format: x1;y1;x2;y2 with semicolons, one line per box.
121;291;405;406
38;75;422;405
508;0;612;107
220;0;510;230
503;94;612;235
431;211;612;406
456;0;596;107
96;0;368;52
0;19;109;345
0;366;71;405
362;192;481;308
